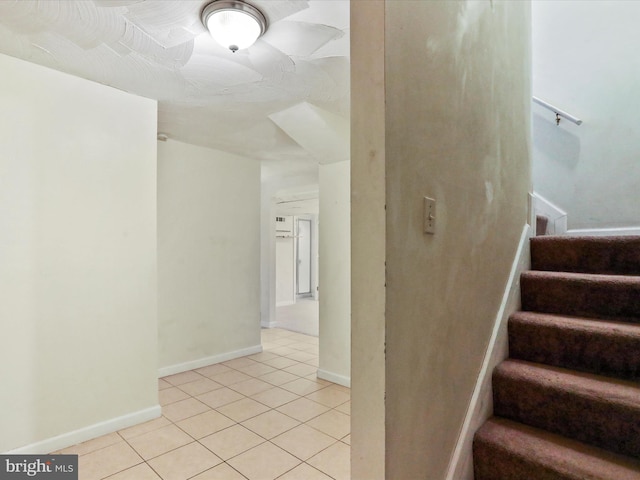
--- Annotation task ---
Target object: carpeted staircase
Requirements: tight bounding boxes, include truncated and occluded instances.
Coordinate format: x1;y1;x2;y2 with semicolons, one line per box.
473;235;640;480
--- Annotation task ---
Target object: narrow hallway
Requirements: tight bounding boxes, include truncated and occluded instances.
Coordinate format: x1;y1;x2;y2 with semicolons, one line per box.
57;328;350;480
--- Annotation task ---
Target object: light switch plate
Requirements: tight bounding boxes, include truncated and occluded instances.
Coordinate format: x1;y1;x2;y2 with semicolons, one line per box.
424;196;436;234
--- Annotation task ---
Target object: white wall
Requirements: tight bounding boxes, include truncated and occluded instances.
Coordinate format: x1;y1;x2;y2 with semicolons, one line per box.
318;161;351;386
533;1;640;231
158;139;261;374
0;53;158;453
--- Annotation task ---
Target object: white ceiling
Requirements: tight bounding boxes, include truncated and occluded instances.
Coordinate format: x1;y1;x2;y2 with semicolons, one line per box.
0;0;350;177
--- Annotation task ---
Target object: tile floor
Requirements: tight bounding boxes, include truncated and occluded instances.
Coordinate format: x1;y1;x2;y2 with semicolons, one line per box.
57;328;350;480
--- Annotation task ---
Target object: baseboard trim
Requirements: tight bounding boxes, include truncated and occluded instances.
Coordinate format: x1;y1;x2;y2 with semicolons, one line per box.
261;321;279;329
317;368;350;388
566;227;640;236
6;405;161;455
158;344;263;378
445;224;532;480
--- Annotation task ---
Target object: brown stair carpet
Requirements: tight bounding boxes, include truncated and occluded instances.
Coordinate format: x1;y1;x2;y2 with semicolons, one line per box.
474;418;640;480
509;311;640;380
531;235;640;275
473;235;640;480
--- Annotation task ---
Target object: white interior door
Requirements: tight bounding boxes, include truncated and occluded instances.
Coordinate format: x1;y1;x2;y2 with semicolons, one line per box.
296;218;312;296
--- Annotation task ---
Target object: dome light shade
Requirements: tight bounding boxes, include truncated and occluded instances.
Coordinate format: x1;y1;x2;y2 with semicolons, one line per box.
201;1;267;53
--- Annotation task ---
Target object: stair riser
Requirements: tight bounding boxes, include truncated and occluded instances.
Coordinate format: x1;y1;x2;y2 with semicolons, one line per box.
493;372;640;458
508;317;640;380
531;236;640;275
521;275;640;320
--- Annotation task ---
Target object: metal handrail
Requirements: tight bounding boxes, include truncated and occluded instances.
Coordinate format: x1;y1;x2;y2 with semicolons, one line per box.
533;96;583;126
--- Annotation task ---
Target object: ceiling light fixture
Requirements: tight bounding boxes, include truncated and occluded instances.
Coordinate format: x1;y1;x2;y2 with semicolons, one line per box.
201;0;268;53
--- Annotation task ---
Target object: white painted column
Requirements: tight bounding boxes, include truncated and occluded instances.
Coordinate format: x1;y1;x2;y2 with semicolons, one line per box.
318;160;351;387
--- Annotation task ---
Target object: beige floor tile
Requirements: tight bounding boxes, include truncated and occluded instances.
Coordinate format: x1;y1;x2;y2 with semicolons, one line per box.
228;378;274;396
282;363;317;377
200;425;265;460
235;362;278;377
304;385;350;408
276;463;332;480
162;370;205;386
285;342;312;351
259;370;300;386
261;342;281;351
276;398;330;423
262;356;300;369
210;370;253;386
105;462;162;480
268;346;298;356
307;441;350;480
177;377;223;396
305;375;330;386
197;387;245;409
305;410;350;440
330;384;351;394
303;357;319;367
270;337;299;346
287;333;316;342
162;397;210;422
271;425;336;461
335;400;351;415
341;434;351;445
79;441;142;480
148;442;222;480
280;378;326;396
158;378;172;390
191;463;248;480
216;397;270;423
195;364;233;378
176;409;235;439
159;386;191;406
58;431;121;455
126;424;193;460
227;442;301;480
223;357;259;369
118;416;172;440
250;387;299;408
297;344;320;355
285;351;317;363
241;410;300;439
247;351;279;362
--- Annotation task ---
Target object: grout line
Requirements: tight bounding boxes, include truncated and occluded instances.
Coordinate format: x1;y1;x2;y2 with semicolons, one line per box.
81;329;347;480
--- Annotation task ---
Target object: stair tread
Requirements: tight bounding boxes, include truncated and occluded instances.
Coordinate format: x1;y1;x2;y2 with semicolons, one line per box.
493;360;640;457
521;270;640;321
509;311;640;379
531;235;640;275
495;359;640;402
474;417;640;480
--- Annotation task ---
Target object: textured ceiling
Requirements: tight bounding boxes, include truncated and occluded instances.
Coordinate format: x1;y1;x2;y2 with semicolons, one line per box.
0;0;350;173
